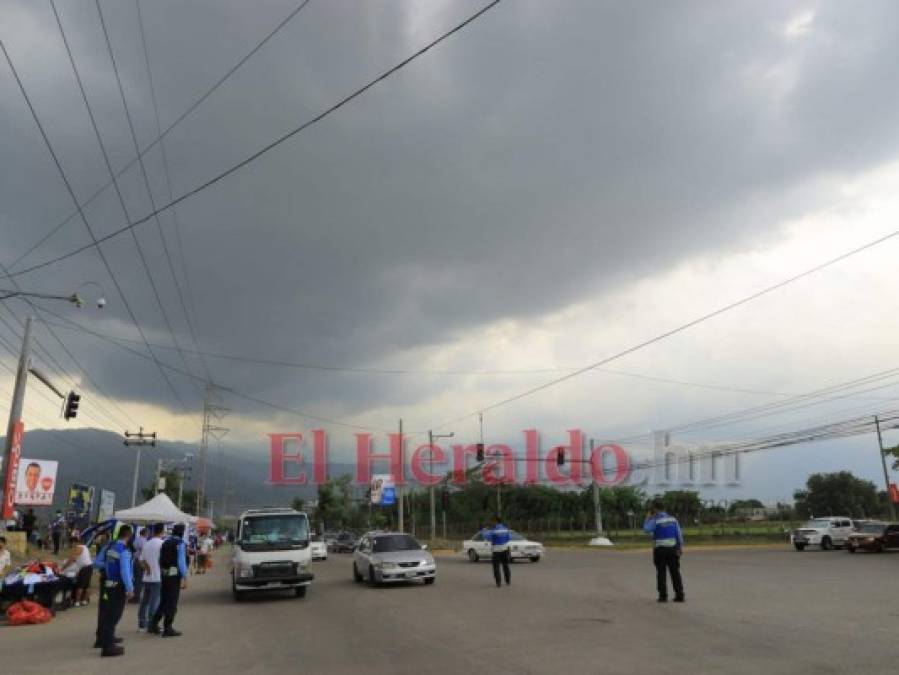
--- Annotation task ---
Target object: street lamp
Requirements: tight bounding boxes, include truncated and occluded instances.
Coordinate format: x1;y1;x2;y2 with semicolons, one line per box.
428;430;454;541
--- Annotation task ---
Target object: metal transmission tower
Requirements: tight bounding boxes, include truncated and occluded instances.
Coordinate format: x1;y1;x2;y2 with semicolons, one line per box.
196;384;229;518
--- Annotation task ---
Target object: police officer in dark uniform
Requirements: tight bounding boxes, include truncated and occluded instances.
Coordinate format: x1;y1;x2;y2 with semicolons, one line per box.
149;523;189;637
96;525;134;657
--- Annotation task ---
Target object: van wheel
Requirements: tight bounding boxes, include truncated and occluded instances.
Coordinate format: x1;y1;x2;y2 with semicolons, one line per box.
848;545;856;553
424;577;435;585
468;549;479;562
295;585;307;598
231;578;243;602
794;543;806;551
368;565;377;586
353;563;363;583
530;556;540;563
821;537;832;551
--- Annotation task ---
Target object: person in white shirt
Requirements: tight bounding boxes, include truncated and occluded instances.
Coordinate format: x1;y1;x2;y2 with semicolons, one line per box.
137;523;165;631
60;535;93;606
197;535;213;574
0;536;11;576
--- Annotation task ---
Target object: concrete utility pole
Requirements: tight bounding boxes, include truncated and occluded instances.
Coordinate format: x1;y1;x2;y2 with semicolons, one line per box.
1;317;33;524
591;439;604;535
874;415;897;521
124;427;157;507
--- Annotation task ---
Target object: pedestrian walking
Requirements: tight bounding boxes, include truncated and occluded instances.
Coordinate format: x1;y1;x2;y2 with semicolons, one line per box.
643;498;685;603
485;515;512;588
96;525;134;657
138;524;165;632
149;523;189;637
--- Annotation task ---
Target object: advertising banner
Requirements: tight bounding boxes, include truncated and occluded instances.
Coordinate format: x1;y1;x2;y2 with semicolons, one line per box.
14;458;58;506
370;474;396;506
97;489;116;522
889;483;899;504
67;483;95;530
2;420;24;519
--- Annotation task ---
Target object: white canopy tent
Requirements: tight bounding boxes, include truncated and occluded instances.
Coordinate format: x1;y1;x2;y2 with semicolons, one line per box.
114;493;197;524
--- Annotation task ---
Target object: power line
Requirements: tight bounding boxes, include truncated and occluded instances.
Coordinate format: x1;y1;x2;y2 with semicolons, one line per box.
1;0;504;281
135;0;212;383
424;228;899;434
51;0;202;398
32;301;397;434
0;40;188;411
5;0;314;275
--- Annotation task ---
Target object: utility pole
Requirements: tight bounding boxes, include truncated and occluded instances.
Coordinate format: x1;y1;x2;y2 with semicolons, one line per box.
124;427;157;507
2;317;76;525
874;415;897;520
591;438;604;534
398;418;404;533
480;411;498;515
197;384;228;517
428;430;454;541
1;317;32;525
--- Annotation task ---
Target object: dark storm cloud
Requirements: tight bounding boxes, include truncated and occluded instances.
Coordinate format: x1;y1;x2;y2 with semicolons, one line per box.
2;0;899;422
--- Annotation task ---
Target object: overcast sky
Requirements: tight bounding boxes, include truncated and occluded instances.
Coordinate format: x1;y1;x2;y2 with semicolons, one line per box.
2;0;899;501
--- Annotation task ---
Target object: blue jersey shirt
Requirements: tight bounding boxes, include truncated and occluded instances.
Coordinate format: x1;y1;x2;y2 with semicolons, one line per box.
485;523;511;551
643;512;684;549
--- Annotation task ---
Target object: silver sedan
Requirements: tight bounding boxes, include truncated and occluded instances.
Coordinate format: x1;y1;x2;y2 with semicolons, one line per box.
352;532;436;585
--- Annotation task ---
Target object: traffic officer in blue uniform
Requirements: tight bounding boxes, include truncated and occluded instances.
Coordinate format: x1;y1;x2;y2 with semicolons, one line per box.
92;525;124;650
485;514;512;587
149;523;189;637
97;524;134;656
643;498;685;603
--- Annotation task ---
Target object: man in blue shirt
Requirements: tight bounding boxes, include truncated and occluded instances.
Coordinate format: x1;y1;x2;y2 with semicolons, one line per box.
149;523;189;637
96;524;134;657
485;515;512;587
643;498;685;603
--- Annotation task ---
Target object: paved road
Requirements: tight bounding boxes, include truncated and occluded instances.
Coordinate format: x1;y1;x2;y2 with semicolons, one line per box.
2;546;897;674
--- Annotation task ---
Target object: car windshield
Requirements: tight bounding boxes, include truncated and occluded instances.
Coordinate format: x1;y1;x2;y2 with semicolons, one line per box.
803;519;831;529
338;533;355;541
509;532;526;541
240;515;309;544
858;523;885;534
373;535;421;552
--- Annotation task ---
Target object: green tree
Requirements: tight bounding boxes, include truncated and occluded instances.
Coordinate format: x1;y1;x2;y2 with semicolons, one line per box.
728;499;765;516
793;471;881;518
659;490;701;522
316;475;353;529
290;497;305;512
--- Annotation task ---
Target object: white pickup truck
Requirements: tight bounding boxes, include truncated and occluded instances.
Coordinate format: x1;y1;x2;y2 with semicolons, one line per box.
791;517;855;551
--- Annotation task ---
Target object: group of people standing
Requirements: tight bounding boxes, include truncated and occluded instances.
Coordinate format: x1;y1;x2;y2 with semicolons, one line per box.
92;522;190;658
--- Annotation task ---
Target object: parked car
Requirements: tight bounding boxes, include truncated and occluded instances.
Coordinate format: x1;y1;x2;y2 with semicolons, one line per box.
323;531;338;551
463;529;544;562
333;531;358;553
847;522;899;553
310;535;328;561
791;517;855;551
352;532;436;585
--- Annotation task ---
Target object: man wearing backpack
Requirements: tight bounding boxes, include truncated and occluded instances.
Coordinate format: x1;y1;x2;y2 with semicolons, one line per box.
148;523;189;637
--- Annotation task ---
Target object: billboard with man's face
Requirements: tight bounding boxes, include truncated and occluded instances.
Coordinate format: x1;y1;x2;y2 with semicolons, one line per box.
14;459;58;506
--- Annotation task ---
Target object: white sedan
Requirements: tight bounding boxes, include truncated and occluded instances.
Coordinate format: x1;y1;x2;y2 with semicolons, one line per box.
310;538;328;561
463;530;544;563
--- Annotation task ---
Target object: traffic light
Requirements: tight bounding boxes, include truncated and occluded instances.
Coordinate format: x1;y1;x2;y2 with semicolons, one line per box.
476;443;485;462
556;447;565;467
63;391;81;420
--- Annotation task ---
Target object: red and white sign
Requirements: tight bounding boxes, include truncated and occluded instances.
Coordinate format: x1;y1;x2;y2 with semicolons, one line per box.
15;458;58;506
2;421;24;520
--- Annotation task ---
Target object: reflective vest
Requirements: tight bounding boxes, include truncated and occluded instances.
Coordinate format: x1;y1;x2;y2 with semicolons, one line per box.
488;524;511;551
652;513;680;548
104;541;127;582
